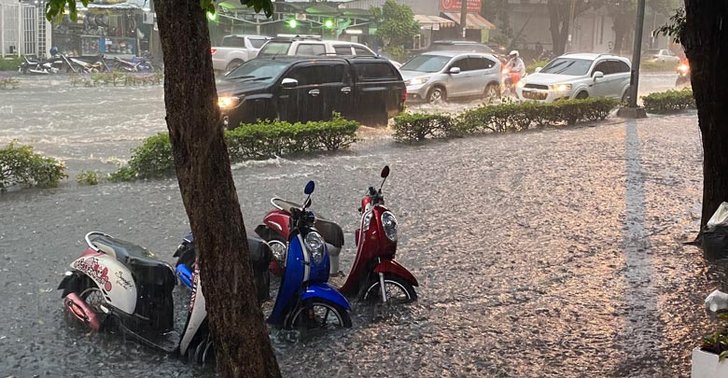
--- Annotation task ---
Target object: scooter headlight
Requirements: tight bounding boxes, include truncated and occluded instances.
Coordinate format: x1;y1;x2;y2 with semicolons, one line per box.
381;211;398;242
305;231;325;264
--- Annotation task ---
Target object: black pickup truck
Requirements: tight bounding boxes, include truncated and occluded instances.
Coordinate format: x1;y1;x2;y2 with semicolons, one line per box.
216;56;406;127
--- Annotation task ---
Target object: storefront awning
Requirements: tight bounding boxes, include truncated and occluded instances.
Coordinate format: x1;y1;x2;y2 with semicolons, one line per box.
414;15;455;29
442;12;496;30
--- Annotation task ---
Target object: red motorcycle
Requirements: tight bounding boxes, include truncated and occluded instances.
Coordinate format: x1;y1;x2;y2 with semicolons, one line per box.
338;166;418;303
254;198;344;276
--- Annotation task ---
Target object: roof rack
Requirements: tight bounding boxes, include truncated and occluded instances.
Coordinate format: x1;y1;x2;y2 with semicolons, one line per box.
275;34;322;40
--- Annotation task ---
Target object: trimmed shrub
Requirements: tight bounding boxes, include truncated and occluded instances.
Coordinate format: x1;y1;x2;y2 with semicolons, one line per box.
392;113;456;143
393;97;621;143
642;88;695;114
640;60;677;72
0;142;67;191
112;116;359;181
77;170;101;185
0;57;21;71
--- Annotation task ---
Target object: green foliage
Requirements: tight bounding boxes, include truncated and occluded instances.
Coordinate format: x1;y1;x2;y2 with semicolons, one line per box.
392;113;456;143
70;72;161;87
76;170;101;185
46;0;272;21
393;97;620;143
373;0;420;48
642;88;695;113
112;116;359;181
0;78;20;89
0;57;22;71
640;60;678;72
701;313;728;361
655;7;686;44
0;142;67;191
526;59;550;73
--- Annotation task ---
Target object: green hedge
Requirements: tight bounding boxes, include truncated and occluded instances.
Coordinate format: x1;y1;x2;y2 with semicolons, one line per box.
0;142;67;191
642;88;695;114
394;97;620;143
0;57;21;71
111;116;359;181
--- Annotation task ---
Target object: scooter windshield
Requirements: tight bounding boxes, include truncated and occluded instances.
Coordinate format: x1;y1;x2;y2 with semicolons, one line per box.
271;198;304;213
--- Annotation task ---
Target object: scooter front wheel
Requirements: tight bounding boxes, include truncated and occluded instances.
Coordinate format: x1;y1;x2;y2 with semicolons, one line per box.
285;299;352;330
363;274;417;304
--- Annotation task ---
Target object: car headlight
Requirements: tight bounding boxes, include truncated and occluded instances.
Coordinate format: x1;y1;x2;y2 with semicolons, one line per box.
516;80;526;89
549;83;572;92
362;211;373;232
217;96;240;110
406;77;429;86
381;211;397;242
304;231;325;264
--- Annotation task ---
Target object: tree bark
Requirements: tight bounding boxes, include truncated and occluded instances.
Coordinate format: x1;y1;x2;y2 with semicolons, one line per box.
612;14;632;54
548;0;569;55
682;1;728;230
153;0;281;376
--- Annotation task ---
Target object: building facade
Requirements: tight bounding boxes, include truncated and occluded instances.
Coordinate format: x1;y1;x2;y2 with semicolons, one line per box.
1;0;52;58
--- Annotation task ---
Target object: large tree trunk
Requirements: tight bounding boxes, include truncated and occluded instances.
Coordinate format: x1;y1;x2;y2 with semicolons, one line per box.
612;15;632;54
548;0;569;55
682;1;728;231
153;0;281;376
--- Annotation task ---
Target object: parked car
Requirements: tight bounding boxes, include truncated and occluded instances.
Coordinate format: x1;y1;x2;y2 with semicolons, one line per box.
211;34;271;72
258;35;401;68
642;49;680;63
426;40;494;54
400;51;502;103
515;53;631;102
216;56;406;127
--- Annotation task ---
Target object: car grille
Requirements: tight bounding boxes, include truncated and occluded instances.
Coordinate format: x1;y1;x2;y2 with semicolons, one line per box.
524;84;549;90
522;90;548;100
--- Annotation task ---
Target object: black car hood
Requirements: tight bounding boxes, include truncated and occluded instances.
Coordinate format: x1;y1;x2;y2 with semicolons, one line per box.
216;79;272;97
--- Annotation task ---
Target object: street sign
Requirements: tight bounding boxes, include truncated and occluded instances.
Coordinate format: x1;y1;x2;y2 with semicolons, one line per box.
440;0;480;12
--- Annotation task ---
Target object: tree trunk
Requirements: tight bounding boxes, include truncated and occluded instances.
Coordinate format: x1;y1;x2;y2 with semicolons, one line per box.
153;0;281;376
612;14;632;54
548;0;569;55
682;1;728;231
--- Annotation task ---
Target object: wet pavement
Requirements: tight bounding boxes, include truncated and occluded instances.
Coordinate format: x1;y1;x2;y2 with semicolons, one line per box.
0;73;718;377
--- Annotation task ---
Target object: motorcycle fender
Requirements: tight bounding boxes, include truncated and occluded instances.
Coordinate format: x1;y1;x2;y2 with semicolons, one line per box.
301;283;351;311
374;260;419;287
69;254;137;314
180;266;207;356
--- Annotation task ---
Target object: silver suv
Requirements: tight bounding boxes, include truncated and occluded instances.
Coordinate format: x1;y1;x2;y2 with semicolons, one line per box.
516;53;631;102
401;51;502;103
258;36;401;68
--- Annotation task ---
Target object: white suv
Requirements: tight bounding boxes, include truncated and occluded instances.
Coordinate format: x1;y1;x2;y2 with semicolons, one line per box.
516;53;631;102
258;36;401;68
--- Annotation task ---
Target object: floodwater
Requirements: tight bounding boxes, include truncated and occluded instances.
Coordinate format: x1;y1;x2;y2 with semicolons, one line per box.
0;73;718;377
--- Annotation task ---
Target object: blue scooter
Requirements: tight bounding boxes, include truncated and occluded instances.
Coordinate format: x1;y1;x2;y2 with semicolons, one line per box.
268;180;352;329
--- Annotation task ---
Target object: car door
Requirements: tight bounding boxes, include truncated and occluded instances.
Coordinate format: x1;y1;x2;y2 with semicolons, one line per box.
468;56;496;95
276;61;350;122
611;60;632;98
351;61;404;119
444;56;471;98
590;60;612;97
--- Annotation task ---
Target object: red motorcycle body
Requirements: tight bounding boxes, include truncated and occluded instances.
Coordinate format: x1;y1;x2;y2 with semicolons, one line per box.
339;200;418;297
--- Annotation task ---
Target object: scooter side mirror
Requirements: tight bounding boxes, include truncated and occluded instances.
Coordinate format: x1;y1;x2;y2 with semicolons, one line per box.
304;180;315;195
380;166;390;178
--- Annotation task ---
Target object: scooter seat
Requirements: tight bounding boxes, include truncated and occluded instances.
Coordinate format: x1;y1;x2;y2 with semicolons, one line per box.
92;235;176;288
315;218;344;248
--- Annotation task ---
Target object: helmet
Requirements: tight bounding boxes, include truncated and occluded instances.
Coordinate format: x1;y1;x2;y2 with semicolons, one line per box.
509;50;519;58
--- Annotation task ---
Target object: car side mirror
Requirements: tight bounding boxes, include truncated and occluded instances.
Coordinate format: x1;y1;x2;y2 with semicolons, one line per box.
449;67;461;74
281;78;298;88
534;67;542;73
593;71;604;80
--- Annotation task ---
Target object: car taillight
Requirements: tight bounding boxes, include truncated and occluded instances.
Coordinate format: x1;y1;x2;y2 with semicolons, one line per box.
210;48;217;55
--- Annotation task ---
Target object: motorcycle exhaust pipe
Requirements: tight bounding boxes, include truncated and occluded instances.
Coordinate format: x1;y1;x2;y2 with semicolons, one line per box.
64;293;101;331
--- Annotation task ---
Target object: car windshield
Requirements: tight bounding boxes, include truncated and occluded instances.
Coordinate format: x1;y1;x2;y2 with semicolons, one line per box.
259;41;291;56
430;43;493;54
400;55;451;73
539;58;592;76
225;60;288;82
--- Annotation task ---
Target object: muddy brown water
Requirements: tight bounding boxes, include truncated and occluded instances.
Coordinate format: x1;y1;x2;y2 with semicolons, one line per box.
0;74;719;377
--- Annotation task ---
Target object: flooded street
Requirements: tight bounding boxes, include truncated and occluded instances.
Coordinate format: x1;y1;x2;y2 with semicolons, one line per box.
0;73;716;377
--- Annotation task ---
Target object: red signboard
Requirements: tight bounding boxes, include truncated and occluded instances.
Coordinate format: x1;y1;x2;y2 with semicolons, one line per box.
440;0;481;12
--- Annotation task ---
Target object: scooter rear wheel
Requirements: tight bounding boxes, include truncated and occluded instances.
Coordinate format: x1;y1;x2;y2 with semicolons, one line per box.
363;274;417;304
285;299;352;330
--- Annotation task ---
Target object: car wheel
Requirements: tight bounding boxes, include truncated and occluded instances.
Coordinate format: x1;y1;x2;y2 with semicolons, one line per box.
621;89;630;103
576;91;589;100
226;60;244;73
427;86;446;103
483;83;500;103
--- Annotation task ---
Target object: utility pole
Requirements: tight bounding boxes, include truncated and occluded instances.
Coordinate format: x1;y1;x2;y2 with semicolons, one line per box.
617;0;647;118
460;0;467;39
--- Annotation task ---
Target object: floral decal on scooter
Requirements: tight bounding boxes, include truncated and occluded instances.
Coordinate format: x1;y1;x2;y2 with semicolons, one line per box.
73;257;113;292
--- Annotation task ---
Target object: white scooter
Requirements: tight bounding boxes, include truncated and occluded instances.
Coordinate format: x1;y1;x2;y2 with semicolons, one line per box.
58;231;214;363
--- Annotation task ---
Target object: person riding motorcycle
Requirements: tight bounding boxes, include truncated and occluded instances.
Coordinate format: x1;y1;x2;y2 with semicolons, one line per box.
503;50;526;95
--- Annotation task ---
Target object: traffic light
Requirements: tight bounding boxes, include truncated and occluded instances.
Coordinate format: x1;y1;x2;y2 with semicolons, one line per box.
287;19;298;28
323;19;334;29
